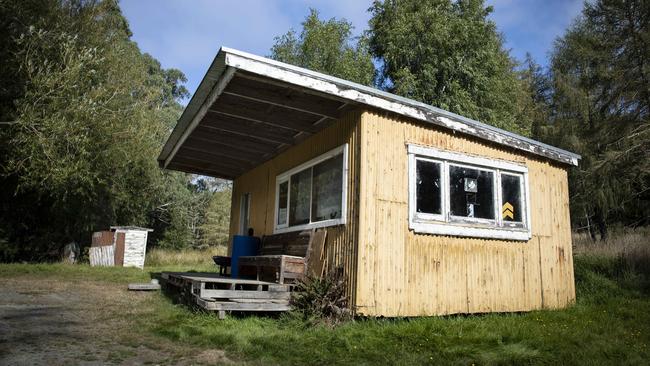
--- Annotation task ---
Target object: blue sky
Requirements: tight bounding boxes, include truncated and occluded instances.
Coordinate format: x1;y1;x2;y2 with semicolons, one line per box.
120;0;583;100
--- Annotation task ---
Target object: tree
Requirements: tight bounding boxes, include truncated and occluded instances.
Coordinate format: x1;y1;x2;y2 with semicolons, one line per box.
520;53;552;140
0;0;208;260
270;8;375;86
368;0;533;136
200;185;232;249
546;0;650;238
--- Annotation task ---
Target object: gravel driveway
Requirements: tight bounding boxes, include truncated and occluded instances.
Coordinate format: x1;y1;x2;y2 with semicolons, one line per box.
0;276;232;365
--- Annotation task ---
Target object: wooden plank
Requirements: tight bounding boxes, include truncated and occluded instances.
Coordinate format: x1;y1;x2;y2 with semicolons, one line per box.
224;75;343;119
202;112;298;143
179;145;258;166
200;289;291;300
128;283;161;291
195;297;291;311
228;299;289;303
185;135;276;158
177;146;257;167
210;93;322;134
168;272;285;286
172;156;248;174
235;70;354;106
307;230;327;277
188;127;280;153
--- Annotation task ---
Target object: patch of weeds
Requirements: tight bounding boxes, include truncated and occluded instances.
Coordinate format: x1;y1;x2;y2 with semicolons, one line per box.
290;271;353;326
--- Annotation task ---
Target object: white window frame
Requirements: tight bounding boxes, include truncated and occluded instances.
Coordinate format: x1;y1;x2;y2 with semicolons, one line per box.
408;144;532;241
274;144;348;234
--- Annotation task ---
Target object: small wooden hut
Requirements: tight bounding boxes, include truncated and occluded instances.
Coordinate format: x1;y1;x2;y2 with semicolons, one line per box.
158;47;580;317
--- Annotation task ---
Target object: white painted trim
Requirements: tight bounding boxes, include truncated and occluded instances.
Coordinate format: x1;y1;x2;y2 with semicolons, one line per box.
164;66;236;169
274;178;289;229
409;221;531;241
274;218;344;234
407;144;532;241
273;144;349;234
409;156;445;222
407;144;528;173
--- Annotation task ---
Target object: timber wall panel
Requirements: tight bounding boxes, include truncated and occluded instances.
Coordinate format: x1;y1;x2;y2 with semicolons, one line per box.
356;110;575;317
229;110;361;305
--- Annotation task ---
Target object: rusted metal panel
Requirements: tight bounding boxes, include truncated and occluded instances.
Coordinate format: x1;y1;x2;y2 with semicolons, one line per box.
91;231;113;247
114;232;125;266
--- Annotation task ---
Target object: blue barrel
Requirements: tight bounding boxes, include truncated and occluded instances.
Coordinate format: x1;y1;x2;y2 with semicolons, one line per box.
230;235;259;278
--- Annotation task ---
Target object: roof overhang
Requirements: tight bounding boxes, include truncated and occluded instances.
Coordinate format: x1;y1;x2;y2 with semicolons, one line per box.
158;47;580;179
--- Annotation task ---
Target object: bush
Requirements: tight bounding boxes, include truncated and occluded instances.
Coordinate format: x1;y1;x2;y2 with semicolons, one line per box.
290;271;352;325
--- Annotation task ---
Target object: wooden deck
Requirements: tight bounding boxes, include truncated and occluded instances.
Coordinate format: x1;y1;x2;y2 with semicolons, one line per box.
161;272;293;319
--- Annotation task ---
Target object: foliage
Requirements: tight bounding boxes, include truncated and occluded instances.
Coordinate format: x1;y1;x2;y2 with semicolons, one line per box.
368;0;534;136
270;8;375;86
199;185;232;248
542;0;650;236
0;0;230;260
291;271;352;325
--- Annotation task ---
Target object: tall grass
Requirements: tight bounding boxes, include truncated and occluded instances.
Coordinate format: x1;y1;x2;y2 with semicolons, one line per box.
145;246;227;267
574;227;650;281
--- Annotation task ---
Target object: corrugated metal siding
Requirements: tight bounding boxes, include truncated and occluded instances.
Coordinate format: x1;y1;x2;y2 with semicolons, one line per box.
229;110;361;305
356;110;575;316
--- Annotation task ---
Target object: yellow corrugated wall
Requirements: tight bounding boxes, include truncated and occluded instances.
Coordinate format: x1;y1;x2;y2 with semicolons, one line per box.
228;110;361;305
355;110;575;316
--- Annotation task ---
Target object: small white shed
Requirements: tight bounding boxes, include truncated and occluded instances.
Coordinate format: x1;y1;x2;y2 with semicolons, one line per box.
110;226;152;269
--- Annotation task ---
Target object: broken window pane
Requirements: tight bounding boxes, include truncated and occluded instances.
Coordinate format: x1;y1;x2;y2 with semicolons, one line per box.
311;153;343;222
277;181;288;225
449;165;494;219
289;168;312;226
501;174;523;222
416;159;442;215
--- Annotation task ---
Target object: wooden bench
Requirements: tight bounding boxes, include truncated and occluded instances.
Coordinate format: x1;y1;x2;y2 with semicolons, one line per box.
238;229;327;284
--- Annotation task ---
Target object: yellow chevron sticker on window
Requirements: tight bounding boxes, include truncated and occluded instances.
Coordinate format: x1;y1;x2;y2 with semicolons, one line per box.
502;202;514;220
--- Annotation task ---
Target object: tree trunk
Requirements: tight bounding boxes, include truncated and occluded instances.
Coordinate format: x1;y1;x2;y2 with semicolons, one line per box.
593;206;608;241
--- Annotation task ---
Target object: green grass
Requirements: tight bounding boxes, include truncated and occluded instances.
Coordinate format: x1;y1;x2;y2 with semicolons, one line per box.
0;262;216;283
140;256;650;365
2;254;649;365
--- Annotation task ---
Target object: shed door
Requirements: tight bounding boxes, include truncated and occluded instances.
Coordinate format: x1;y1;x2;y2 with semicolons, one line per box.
114;232;125;266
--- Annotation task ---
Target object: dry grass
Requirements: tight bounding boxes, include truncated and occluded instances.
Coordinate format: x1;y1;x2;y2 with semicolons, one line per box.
573;227;650;256
574;227;650;278
145;246;227;267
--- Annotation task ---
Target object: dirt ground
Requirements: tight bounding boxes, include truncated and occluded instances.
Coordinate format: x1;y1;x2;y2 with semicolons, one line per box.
0;276;232;365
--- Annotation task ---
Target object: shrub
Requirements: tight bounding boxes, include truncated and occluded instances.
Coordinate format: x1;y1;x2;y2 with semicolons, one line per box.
290;271;352;325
